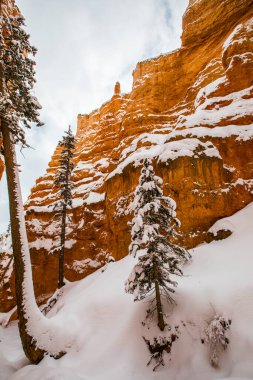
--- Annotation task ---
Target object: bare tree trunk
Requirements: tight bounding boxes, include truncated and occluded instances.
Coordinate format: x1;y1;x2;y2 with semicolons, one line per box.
1;120;45;363
58;203;66;288
154;260;165;331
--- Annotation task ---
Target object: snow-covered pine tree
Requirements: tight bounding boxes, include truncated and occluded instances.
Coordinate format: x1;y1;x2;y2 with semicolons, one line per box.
0;1;65;363
125;158;190;331
0;3;42;144
54;126;75;288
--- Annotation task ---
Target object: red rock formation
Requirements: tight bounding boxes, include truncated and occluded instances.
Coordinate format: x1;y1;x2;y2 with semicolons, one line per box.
1;0;253;311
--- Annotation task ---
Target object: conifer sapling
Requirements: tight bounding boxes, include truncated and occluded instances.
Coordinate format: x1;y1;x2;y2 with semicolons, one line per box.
54;126;75;288
125;158;190;331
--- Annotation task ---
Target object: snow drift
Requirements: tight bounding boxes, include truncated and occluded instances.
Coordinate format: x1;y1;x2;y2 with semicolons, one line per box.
1;202;253;380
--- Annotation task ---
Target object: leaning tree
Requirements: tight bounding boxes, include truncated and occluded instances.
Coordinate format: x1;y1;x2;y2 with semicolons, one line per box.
54;126;75;288
0;0;63;363
125;158;190;331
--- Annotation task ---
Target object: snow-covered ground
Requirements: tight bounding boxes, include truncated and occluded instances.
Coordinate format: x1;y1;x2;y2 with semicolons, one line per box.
1;203;253;380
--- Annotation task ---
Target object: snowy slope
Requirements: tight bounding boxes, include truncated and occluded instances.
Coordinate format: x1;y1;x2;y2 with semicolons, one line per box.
1;203;253;380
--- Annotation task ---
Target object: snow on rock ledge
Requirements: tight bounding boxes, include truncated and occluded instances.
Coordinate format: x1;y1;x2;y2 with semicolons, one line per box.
107;138;221;180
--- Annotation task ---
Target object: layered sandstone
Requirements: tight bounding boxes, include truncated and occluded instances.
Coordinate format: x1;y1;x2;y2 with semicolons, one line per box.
1;0;253;311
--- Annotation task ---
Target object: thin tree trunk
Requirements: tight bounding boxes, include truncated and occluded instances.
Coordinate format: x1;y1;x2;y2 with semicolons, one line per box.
153;260;165;331
1;120;45;363
58;203;66;288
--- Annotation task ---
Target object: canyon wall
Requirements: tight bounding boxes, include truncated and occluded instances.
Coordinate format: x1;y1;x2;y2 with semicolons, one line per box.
1;0;253;311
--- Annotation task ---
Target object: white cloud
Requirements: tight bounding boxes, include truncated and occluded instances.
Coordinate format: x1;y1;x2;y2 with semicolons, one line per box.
0;0;188;231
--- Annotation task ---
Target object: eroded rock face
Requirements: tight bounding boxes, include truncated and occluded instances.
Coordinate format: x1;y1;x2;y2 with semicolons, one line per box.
1;0;253;311
182;0;253;48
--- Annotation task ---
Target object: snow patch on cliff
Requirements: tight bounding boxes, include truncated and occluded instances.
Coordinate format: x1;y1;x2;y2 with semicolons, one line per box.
85;192;105;205
107;137;221;179
222;17;253;54
169;124;253;141
178;82;253;129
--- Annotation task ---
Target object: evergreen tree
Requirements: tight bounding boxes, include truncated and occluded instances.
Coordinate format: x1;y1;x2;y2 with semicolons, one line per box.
0;3;42;144
125;158;190;331
0;1;44;363
54;126;75;288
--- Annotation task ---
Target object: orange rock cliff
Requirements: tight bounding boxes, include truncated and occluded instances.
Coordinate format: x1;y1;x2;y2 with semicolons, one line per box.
1;0;253;311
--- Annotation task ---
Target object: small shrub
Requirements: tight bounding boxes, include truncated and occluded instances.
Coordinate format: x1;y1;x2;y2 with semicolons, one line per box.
203;315;232;368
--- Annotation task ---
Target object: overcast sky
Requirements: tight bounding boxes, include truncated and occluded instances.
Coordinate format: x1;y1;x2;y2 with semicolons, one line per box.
0;0;188;231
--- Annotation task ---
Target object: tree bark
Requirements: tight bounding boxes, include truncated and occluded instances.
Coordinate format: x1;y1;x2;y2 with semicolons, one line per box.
1;120;45;363
58;203;66;288
153;260;165;331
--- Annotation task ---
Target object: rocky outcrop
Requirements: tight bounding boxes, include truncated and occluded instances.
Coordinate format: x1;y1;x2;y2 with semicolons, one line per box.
1;0;253;311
